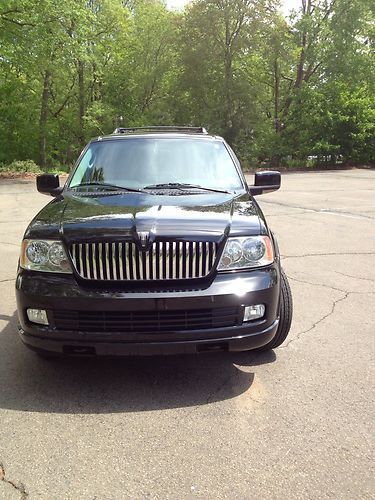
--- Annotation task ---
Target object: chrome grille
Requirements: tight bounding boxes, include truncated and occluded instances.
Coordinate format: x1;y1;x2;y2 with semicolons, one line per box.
69;241;217;281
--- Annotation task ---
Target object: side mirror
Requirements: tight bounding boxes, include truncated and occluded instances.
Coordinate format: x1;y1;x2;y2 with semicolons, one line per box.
248;170;281;196
36;174;63;197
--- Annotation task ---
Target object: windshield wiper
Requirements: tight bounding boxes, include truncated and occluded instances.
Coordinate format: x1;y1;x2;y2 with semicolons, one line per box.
143;183;232;194
70;182;146;193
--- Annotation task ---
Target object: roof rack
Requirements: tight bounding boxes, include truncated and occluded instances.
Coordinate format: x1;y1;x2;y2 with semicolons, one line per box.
112;126;208;135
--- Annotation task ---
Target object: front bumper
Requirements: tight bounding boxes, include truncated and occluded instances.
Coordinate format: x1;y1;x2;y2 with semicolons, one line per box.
16;267;280;356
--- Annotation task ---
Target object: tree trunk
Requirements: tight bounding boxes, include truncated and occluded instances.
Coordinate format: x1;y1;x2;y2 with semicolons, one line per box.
274;58;281;133
271;58;282;168
224;51;234;139
224;53;234;142
78;59;85;145
282;0;311;120
38;69;52;168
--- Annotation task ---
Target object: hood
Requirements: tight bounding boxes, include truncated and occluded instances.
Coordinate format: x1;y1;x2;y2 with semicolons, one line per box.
25;192;264;242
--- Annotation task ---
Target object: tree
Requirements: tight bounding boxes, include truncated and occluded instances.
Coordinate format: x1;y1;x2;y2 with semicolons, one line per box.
0;0;373;168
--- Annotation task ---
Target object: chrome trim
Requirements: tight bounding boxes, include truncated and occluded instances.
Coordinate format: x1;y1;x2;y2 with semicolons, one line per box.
105;242;110;279
165;241;170;280
111;242;117;280
70;240;218;281
192;241;197;278
178;241;183;278
119;242;124;280
205;242;210;275
85;243;91;279
92;244;97;279
145;248;150;280
186;242;190;278
78;244;84;276
131;243;137;280
139;247;144;280
198;242;203;277
98;243;104;280
124;242;130;280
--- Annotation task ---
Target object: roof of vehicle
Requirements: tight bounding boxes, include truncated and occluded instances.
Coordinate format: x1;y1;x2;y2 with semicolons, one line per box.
93;126;223;142
114;126;209;135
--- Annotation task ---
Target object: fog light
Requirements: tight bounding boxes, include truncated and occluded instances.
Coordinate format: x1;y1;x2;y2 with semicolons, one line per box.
243;304;265;322
27;309;49;325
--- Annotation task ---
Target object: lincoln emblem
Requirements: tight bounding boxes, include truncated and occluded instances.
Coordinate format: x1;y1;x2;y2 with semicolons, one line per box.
137;231;150;249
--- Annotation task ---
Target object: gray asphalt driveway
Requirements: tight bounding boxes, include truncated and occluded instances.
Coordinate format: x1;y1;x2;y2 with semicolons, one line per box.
0;169;374;499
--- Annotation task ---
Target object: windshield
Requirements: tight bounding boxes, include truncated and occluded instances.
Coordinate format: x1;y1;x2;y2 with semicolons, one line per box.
69;138;243;192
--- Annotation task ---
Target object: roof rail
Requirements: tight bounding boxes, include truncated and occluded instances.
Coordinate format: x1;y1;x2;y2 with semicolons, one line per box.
112;126;208;135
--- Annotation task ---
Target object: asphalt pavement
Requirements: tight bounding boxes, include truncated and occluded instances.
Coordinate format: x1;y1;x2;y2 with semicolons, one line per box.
0;169;374;499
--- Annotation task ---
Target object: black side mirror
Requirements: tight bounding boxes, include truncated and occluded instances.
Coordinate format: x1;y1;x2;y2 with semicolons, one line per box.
248;170;281;196
36;174;63;197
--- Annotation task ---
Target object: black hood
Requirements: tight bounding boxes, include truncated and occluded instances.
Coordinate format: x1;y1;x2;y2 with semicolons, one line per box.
25;192;265;242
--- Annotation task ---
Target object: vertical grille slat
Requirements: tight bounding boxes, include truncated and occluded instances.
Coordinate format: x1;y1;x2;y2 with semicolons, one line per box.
70;240;218;281
207;242;211;268
152;242;157;280
138;247;144;280
85;243;91;279
90;244;96;279
118;243;123;279
162;242;167;279
198;242;203;277
185;242;190;278
202;242;207;276
105;242;111;280
123;242;129;280
170;242;175;280
98;243;104;280
133;244;140;280
78;244;84;275
111;242;117;280
72;245;78;274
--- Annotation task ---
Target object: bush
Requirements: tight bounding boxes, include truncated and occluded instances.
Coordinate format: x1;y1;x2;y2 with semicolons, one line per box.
0;159;42;174
285;158;305;169
0;160;70;176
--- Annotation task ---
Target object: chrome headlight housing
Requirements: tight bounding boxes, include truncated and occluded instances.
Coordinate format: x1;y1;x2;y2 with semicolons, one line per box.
20;240;72;273
218;236;274;270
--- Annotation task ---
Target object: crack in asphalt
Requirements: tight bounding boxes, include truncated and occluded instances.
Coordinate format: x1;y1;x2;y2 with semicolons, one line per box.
287;275;347;294
287;273;375;296
0;241;19;247
332;270;375;283
266;210;314;218
0;279;14;283
0;463;28;499
260;199;375;220
281;271;375;350
0;220;27;224
282;252;375;259
280;290;350;349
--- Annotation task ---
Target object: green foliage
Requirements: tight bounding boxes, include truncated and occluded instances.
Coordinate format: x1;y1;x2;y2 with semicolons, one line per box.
0;160;70;175
0;0;373;171
0;160;41;174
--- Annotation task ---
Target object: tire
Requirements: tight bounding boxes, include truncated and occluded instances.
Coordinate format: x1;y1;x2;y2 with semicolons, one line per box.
260;268;293;350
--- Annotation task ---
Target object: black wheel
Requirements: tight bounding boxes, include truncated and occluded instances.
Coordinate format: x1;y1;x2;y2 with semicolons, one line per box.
261;268;293;350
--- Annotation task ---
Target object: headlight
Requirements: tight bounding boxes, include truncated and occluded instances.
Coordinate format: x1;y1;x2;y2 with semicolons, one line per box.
218;236;274;270
20;240;72;273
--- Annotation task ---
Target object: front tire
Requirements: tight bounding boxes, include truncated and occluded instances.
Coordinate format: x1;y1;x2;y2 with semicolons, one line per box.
261;268;293;350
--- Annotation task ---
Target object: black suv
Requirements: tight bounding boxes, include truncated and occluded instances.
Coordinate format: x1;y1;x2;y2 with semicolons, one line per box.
16;126;292;357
